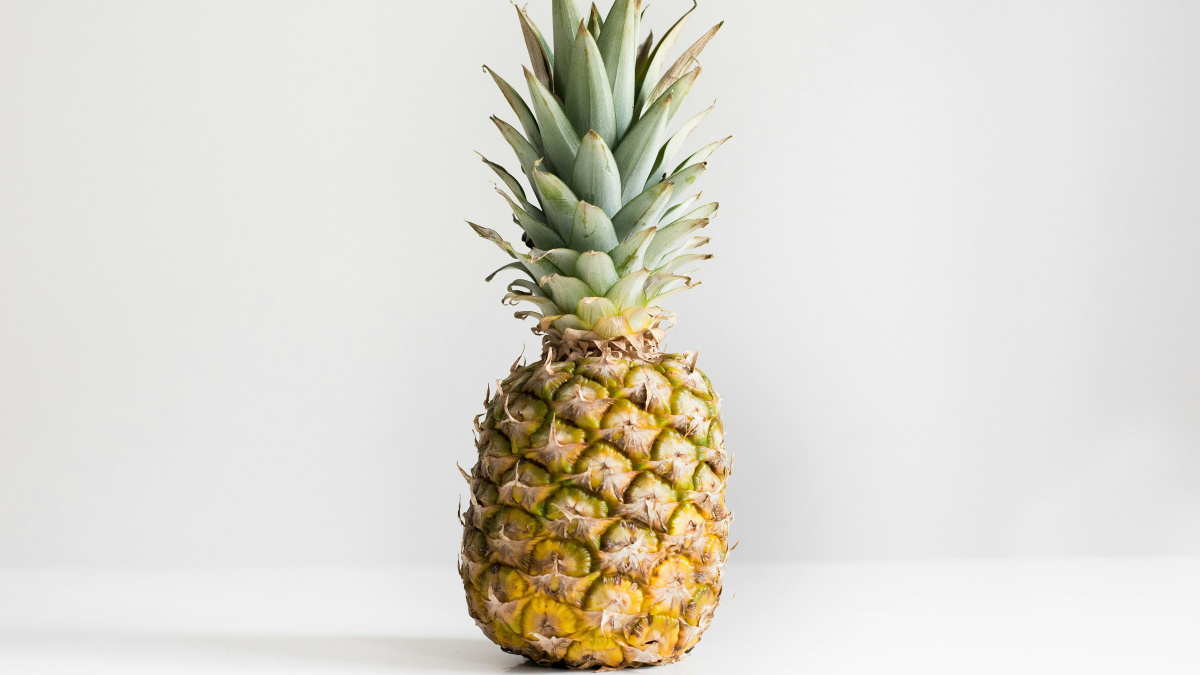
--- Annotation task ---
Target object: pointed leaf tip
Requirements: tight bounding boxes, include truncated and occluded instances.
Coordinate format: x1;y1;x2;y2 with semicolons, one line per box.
525;67;581;175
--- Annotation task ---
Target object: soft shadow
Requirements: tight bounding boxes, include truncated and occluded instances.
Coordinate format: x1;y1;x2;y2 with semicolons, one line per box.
177;634;526;671
4;632;535;672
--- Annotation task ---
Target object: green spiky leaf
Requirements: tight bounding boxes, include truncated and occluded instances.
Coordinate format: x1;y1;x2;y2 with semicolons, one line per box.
654;252;711;275
642;21;722;115
575;251;620;295
605;269;651;311
577;296;619;325
610;226;657;274
645;102;713;189
491;116;540;179
569;201;619;252
524;68;580;176
597;0;640;139
468;222;557;281
481;154;542;218
495;188;565;250
657;66;701;124
645;217;708;268
531;161;581;238
483;66;543;154
684;201;719;221
486;260;529;283
663;162;708;208
505;282;562;317
647;279;697;304
645;272;692;298
535;248;581;276
587;3;603;38
516;5;554;92
634;30;654;80
571;131;622;217
612;180;674;240
636;1;695;108
540;274;593;314
551;0;585;96
565;23;617;147
614;93;672;202
658;192;702;226
674;136;730;175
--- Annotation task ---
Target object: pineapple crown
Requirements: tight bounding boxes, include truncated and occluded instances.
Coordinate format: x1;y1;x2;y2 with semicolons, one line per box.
470;0;725;345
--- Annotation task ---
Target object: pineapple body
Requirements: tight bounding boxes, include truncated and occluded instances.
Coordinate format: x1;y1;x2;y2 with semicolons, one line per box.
461;351;731;668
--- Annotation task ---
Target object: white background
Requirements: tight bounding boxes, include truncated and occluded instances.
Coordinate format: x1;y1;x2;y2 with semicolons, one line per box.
2;0;1199;570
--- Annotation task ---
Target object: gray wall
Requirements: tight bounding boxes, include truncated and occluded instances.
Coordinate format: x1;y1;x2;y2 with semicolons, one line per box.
2;0;1198;566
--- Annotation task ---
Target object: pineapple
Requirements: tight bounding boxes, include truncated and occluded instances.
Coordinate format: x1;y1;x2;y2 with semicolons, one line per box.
460;1;731;668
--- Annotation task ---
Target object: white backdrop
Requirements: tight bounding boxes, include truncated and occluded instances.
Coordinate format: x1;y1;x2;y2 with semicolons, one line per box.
1;0;1198;567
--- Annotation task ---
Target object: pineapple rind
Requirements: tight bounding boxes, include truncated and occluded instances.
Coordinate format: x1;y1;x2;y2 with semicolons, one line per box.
461;353;731;668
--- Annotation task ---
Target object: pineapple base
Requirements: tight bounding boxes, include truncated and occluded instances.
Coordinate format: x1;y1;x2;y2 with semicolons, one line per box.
460;349;731;669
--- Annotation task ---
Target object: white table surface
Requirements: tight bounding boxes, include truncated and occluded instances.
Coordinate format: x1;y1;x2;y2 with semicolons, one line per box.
1;558;1197;674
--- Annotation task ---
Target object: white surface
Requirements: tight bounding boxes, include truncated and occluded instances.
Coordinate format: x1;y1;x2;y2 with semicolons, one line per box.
1;559;1197;674
3;0;1200;568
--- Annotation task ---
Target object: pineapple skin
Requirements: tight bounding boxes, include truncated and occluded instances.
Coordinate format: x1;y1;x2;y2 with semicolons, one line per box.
460;351;731;668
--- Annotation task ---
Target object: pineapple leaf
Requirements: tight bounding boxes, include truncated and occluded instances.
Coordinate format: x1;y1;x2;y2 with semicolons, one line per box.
491;116;541;179
660;192;703;225
468;221;521;259
551;314;590;331
658;66;701;125
504;278;560;316
605;269;651;311
480;153;542;218
610;226;656;274
530;255;570;279
483;66;543;154
507;293;562;318
592;314;635;338
636;1;696;108
569;201;619;252
612;180;673;240
495;187;565;250
673;136;730;175
577;296;619;325
531;161;581;238
575;251;620;295
565;23;617;148
614;93;672;203
507;278;545;296
468;222;557;280
587;3;603;38
655;243;705;284
524;67;581;176
534;248;580;276
539;274;592;314
663;162;708;208
597;0;640;139
643;22;722;116
684;201;719;221
634;30;654;82
551;0;584;96
571;131;622;217
653;252;711;276
645;101;713;189
645;217;708;268
647;279;698;305
515;5;554;92
486;260;529;282
646;272;693;298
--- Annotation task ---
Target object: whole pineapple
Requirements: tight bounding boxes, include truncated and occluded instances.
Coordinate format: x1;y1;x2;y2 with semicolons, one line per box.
460;1;731;668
